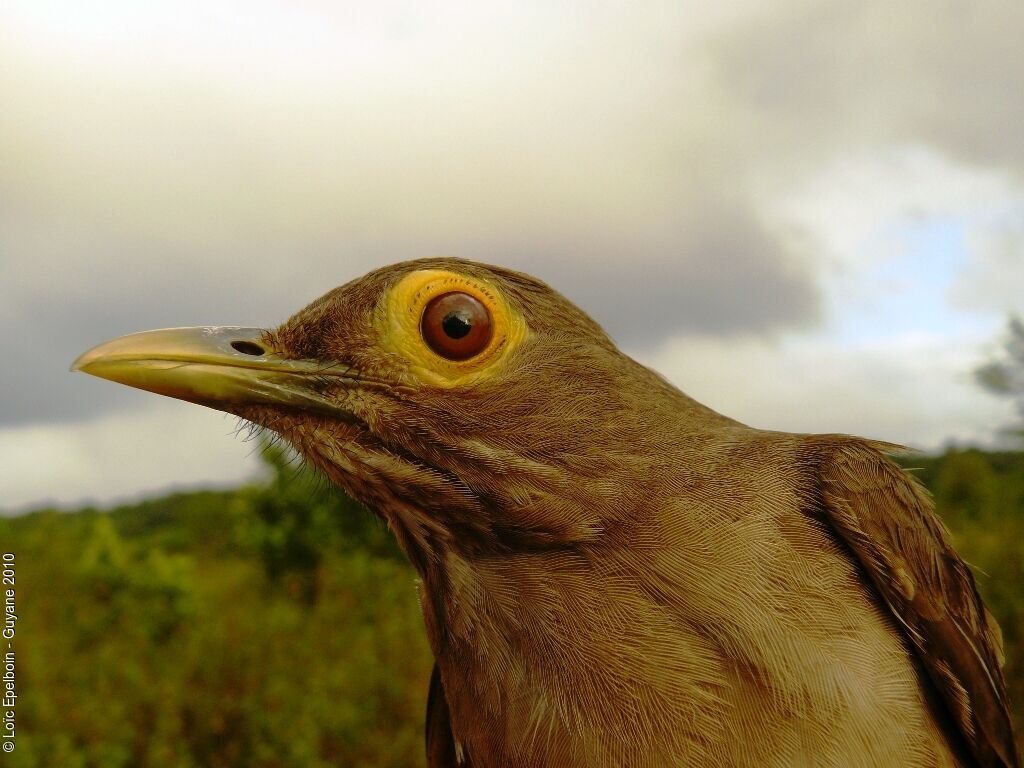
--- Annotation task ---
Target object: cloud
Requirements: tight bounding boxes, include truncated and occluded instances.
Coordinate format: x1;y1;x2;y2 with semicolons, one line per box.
2;0;1023;506
953;224;1024;317
642;329;1015;451
767;147;1024;331
0;0;828;426
0;398;261;513
708;0;1024;176
6;1;1022;326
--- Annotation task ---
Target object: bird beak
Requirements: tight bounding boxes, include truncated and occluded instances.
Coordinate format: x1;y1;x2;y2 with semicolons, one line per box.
72;326;351;416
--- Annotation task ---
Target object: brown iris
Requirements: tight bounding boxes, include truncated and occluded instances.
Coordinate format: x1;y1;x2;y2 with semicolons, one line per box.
420;292;493;360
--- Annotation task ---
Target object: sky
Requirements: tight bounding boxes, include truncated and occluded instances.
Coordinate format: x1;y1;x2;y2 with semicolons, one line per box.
2;0;1023;513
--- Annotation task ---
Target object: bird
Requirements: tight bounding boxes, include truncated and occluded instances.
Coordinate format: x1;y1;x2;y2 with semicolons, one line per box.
73;257;1018;768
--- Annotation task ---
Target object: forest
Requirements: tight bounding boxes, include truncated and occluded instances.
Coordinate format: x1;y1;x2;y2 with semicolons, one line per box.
1;439;1021;767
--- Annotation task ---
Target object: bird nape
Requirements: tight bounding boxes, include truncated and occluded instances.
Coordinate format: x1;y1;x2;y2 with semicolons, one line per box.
74;257;1018;768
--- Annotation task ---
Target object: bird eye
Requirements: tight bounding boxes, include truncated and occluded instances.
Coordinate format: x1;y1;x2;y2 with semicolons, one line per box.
420;292;493;360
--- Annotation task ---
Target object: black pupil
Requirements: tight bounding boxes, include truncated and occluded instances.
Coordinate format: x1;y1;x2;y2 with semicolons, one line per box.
442;310;473;339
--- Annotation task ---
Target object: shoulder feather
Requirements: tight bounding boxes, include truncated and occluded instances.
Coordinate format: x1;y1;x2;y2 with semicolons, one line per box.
803;436;1018;768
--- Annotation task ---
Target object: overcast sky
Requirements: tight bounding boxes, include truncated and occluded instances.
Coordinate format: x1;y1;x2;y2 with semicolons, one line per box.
2;0;1023;513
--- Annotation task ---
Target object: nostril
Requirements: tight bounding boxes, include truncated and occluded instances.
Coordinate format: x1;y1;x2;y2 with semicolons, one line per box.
231;340;266;356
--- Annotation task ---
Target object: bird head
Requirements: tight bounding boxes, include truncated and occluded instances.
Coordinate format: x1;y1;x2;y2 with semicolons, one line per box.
74;257;714;573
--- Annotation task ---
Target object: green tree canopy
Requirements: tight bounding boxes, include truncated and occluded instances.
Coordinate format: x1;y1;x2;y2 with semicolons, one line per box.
976;315;1024;442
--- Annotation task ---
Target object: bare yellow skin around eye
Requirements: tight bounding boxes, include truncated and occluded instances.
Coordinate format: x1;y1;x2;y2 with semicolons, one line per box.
376;269;528;387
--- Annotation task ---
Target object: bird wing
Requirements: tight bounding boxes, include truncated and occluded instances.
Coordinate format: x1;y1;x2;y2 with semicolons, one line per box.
808;437;1018;768
426;663;466;767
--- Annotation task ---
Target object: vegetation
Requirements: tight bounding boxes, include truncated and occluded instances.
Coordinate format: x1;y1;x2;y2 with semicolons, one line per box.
894;447;1024;752
2;445;1022;766
2;456;428;768
975;315;1024;431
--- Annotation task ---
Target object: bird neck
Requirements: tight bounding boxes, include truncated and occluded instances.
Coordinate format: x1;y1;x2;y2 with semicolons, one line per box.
418;541;730;764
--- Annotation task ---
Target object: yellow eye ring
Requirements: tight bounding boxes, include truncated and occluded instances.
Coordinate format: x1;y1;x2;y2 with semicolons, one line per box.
378;269;527;386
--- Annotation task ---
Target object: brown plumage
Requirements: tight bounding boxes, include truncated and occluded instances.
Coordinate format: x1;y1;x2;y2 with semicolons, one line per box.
74;257;1018;767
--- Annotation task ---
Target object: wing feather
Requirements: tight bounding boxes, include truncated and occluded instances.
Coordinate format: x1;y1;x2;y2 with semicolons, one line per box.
806;437;1018;768
426;662;466;767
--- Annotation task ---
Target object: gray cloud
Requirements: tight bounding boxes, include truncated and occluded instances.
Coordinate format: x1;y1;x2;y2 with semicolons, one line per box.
709;0;1024;176
0;219;817;426
952;224;1024;315
2;0;1022;431
1;233;320;427
482;206;820;348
